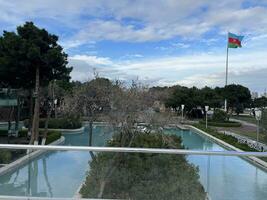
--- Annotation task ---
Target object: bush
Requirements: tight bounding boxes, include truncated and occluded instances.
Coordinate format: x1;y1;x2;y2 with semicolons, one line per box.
45;131;61;145
212;109;229;122
0;150;26;164
24;116;82;129
199;120;241;127
0;151;12;163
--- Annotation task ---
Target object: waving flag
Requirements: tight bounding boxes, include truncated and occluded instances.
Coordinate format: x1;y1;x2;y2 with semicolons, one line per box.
228;32;244;48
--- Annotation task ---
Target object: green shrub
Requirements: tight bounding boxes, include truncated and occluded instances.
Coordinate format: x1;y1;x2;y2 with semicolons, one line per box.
0;150;12;163
45;131;61;145
212;109;229;122
199;120;241;127
24;116;82;129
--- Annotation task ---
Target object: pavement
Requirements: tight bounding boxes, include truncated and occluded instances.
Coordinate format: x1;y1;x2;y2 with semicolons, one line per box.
230;118;257;127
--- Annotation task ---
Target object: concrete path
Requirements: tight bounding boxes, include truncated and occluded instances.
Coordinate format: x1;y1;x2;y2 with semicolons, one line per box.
230;118;257;127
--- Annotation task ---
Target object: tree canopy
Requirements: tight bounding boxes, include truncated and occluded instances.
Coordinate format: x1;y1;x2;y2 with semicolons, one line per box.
164;84;251;114
0;22;72;89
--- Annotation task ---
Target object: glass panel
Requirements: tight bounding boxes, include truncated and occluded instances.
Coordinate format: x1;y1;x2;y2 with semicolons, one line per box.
0;148;267;200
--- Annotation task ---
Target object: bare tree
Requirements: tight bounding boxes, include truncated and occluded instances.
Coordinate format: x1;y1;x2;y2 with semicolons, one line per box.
64;78;112;146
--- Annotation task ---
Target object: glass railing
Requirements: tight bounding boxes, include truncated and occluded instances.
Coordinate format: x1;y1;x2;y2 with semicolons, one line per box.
0;144;267;200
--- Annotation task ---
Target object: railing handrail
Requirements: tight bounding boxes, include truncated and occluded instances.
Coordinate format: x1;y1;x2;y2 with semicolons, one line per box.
0;144;267;157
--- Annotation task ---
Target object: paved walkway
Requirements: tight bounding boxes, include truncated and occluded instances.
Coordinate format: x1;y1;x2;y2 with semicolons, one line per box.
230;118;257;127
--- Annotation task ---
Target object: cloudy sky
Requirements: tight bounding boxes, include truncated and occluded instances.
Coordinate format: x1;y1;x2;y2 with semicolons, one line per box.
1;0;267;93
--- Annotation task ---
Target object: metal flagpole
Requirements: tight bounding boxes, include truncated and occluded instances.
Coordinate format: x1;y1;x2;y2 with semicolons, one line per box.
224;32;229;112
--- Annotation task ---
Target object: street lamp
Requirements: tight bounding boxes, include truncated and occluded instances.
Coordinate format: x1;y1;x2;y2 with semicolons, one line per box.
181;104;185;123
255;109;262;144
205;106;209;129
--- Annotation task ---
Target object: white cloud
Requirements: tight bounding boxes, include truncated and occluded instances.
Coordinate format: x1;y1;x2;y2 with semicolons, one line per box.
70;55;113;66
69;49;267;92
2;0;267;46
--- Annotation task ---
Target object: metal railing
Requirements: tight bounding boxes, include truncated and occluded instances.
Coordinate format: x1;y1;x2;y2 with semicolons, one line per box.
0;144;267;157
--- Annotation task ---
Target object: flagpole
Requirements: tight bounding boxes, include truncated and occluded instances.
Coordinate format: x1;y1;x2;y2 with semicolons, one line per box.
224;32;229;112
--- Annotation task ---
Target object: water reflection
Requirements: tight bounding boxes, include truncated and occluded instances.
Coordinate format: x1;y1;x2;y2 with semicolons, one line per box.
0;125;113;198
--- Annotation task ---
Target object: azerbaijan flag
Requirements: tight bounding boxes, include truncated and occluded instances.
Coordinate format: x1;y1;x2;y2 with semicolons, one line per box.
228;32;244;48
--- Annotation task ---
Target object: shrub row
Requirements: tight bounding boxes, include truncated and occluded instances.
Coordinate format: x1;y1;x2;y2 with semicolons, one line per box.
24;117;82;129
0;129;28;137
45;131;61;145
0;129;61;144
199;120;241;127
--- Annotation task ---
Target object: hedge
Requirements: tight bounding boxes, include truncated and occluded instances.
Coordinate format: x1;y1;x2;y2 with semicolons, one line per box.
45;131;61;145
199;120;241;127
0;129;28;137
24;117;82;129
0;129;61;144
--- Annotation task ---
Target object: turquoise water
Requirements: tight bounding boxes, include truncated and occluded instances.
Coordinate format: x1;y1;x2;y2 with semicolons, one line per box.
165;129;267;200
0;126;267;199
0;125;113;198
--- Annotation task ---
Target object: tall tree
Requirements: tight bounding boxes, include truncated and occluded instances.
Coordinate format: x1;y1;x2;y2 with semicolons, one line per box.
0;22;72;144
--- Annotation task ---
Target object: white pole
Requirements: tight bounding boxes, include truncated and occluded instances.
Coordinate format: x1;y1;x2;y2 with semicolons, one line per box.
181;109;184;123
225;33;229;112
257;119;259;144
181;104;185;123
205;106;209;129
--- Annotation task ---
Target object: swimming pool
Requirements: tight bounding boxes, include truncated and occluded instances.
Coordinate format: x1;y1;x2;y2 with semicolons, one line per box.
0;126;266;200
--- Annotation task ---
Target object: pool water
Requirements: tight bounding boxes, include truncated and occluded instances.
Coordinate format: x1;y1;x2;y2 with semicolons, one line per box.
0;125;113;198
0;126;266;200
165;129;267;200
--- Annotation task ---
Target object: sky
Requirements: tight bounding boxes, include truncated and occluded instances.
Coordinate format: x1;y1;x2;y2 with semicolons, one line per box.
1;0;267;93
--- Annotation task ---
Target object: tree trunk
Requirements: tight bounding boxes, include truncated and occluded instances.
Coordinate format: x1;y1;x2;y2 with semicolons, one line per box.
30;66;40;145
28;90;33;138
7;107;14;137
42;83;53;145
15;97;20;137
42;108;51;145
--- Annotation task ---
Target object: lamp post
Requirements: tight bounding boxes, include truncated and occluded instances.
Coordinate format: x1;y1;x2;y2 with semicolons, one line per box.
255;109;262;144
181;104;185;123
205;106;209;129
